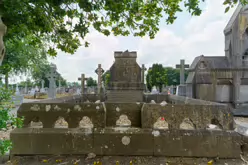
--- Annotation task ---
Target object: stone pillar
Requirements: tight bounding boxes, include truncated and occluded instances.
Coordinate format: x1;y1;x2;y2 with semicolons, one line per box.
141;64;147;84
0;16;7;66
233;70;241;108
95;64;104;95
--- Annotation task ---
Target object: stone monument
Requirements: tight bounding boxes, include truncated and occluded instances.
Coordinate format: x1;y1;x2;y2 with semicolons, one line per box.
40;80;45;93
106;50;144;102
45;64;58;99
175;59;189;96
95;64;105;94
186;4;248;108
78;74;88;94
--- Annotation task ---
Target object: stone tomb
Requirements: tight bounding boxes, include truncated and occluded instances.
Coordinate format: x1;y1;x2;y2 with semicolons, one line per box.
106;50;144;102
10;94;243;159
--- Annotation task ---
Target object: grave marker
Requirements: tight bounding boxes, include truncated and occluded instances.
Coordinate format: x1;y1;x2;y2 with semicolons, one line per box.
45;64;59;99
95;64;105;94
176;59;189;85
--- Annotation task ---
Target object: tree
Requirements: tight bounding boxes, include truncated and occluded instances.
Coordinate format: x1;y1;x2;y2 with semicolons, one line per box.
0;35;48;88
1;0;246;57
146;63;167;92
102;70;110;86
30;63;67;88
86;77;97;87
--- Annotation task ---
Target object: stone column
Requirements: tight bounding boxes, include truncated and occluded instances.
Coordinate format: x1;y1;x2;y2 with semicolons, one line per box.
0;16;7;66
233;70;241;108
141;64;147;84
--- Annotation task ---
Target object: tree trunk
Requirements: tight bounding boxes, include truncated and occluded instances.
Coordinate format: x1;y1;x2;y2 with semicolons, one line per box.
0;15;7;66
4;72;8;89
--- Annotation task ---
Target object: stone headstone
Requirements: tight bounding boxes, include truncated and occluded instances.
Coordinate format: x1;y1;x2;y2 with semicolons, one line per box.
95;64;104;94
151;86;159;94
106;50;144;102
45;64;59;99
15;83;20;96
40;80;45;93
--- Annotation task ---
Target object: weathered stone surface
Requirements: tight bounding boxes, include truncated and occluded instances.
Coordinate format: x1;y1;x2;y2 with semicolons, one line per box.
105;103;143;127
18;102;106;128
10;128;94;155
93;128;154;156
154;130;241;158
141;104;234;130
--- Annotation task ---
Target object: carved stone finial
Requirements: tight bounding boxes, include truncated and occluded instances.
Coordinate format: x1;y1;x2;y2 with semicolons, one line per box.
0;16;7;66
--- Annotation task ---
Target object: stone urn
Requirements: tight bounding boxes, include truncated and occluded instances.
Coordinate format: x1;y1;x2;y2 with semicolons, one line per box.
0;16;6;66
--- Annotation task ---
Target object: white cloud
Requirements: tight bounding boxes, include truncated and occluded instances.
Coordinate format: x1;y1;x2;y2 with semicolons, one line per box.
49;0;237;82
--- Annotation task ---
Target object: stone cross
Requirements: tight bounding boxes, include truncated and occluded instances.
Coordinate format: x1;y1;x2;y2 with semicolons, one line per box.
40;80;45;93
78;74;88;94
24;83;28;94
141;64;147;84
176;59;189;85
0;16;7;66
95;64;105;94
45;64;59;98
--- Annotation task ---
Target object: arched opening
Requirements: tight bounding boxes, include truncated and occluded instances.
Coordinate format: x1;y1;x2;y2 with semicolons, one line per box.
79;116;94;128
206;118;223;130
54;117;68;128
153;117;168;129
116;115;131;127
29;117;43;128
179;118;196;130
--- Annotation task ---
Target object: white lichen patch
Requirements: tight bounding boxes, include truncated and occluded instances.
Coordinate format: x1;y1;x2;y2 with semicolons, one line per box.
121;136;131;145
67;109;71;113
116;107;120;112
54;105;61;111
74;105;81;111
116;115;131;127
96;106;100;110
114;127;130;133
136;102;140;105
30;104;40;111
45;105;51;112
180;118;195;130
160;101;168;106
152;130;160;137
104;145;108;149
54;117;68;128
150;100;156;104
79;116;94;128
87;104;91;107
95;100;101;103
153;117;168;129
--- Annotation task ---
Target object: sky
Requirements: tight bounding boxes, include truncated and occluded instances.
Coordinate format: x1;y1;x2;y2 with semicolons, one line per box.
9;0;237;83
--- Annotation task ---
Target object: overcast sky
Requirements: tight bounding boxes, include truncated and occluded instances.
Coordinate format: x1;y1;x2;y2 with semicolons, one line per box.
9;0;237;83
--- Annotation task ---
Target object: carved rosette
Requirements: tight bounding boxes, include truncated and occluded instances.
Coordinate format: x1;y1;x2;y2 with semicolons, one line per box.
0;16;6;66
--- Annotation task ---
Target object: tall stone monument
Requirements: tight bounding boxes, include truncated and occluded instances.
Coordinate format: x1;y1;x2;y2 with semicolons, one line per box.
106;50;144;102
186;4;248;108
175;59;189;96
95;64;104;94
45;64;58;99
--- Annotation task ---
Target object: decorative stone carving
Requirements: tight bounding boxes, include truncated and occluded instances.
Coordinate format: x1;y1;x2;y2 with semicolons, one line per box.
0;16;7;66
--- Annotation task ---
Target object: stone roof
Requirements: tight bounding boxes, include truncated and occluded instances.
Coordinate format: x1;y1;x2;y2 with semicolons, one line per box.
189;55;230;70
224;4;243;34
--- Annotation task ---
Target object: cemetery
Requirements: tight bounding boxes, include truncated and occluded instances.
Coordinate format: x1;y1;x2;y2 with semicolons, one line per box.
2;1;248;165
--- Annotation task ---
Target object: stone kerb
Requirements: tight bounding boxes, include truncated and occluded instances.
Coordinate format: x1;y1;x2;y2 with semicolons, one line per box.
38;95;82;103
17;102;106;128
104;103;143;127
168;94;226;105
141;103;234;130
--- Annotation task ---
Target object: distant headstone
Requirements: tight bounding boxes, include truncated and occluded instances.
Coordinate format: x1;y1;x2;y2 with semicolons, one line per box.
175;59;189;96
24;83;28;94
95;64;104;94
15;83;20;96
40;80;45;93
151;86;159;94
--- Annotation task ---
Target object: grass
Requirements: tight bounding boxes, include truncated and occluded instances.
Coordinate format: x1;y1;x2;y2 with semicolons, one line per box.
24;93;73;99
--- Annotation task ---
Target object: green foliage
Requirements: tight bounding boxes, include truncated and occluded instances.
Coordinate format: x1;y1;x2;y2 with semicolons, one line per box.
86;77;97;87
2;0;245;56
102;70;110;86
146;65;189;92
0;87;23;155
146;64;167;92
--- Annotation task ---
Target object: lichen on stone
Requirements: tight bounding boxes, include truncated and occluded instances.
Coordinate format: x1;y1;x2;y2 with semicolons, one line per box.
121;136;131;145
45;105;51;112
74;105;81;111
54;105;61;111
116;115;131;127
30;104;40;111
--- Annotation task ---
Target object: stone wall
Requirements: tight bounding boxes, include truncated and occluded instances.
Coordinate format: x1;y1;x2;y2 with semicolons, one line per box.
141;104;234;130
11;101;241;158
